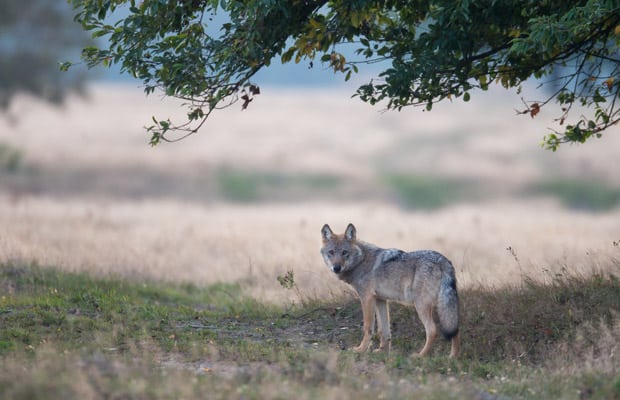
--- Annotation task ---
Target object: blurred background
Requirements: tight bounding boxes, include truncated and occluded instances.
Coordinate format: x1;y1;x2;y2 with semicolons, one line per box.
1;1;619;300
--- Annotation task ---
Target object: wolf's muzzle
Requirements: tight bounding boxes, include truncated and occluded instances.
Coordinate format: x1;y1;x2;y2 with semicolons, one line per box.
332;265;342;274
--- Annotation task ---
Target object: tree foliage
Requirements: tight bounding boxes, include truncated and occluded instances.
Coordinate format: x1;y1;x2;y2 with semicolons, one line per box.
0;0;90;110
69;0;620;149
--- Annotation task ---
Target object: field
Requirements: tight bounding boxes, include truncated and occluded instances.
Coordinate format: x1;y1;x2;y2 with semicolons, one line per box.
1;84;619;398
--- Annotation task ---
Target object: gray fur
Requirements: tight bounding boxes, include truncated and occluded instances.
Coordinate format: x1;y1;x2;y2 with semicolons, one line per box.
320;223;460;358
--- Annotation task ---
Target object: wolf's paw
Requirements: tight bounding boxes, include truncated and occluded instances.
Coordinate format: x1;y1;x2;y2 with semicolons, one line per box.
373;345;390;353
372;348;385;353
353;344;369;353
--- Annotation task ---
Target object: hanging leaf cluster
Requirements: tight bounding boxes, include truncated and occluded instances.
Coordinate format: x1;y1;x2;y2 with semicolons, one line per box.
69;0;620;148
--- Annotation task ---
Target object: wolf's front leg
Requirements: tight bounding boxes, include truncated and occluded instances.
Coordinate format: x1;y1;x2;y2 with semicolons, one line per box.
353;295;375;353
374;299;391;352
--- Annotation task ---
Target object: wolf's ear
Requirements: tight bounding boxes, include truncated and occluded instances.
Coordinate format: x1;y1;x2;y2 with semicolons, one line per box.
344;223;356;241
321;224;334;242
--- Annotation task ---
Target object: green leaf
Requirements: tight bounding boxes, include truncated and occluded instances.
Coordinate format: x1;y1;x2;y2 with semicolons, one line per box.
58;61;73;72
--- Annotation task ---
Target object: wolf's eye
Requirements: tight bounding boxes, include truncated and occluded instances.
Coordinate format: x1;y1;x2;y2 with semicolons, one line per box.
342;250;349;258
328;250;335;256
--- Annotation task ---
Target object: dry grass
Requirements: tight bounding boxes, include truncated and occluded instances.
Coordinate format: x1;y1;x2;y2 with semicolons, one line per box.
3;83;620;184
1;196;619;303
1;83;620;302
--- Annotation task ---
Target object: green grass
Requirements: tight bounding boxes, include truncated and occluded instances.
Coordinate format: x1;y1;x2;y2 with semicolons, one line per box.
0;264;272;357
382;174;476;210
0;141;24;173
1;262;619;399
384;174;620;212
216;167;341;202
527;178;620;211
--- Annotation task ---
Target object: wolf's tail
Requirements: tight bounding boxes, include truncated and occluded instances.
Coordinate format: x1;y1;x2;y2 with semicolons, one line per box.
436;266;459;340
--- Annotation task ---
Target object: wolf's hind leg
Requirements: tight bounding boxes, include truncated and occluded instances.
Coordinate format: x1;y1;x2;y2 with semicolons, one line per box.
449;332;460;358
414;299;437;357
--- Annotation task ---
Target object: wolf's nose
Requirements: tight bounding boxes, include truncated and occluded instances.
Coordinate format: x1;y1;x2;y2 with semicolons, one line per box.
332;265;342;273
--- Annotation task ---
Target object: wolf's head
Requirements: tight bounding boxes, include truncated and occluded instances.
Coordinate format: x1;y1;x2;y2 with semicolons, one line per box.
320;223;363;275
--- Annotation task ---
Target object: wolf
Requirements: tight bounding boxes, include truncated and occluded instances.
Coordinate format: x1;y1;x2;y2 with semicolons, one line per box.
320;223;460;358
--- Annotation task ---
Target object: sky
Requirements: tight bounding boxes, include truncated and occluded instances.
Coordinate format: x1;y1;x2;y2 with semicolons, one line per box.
90;3;386;88
97;53;380;88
